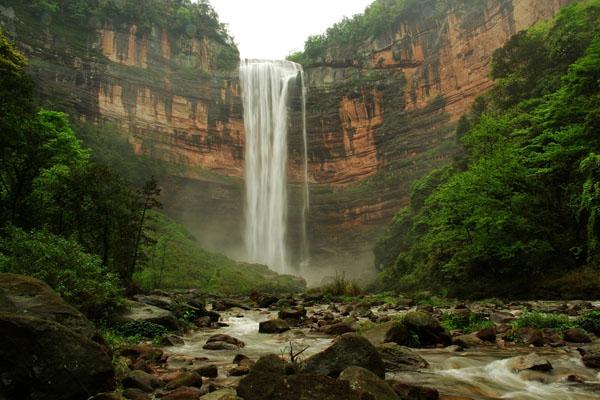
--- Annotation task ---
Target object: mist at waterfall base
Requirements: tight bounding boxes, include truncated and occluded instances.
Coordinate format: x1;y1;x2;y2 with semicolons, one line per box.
239;60;309;277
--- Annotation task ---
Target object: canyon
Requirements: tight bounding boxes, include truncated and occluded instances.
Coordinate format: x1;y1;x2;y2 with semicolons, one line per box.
0;0;574;281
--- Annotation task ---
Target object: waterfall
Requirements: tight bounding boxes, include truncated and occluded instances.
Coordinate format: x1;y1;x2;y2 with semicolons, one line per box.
239;60;309;274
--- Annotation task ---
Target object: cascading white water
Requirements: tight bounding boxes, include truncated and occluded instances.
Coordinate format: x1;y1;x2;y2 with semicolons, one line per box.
239;60;309;274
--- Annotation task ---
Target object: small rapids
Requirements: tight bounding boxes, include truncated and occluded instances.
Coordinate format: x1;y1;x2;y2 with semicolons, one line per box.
392;348;600;399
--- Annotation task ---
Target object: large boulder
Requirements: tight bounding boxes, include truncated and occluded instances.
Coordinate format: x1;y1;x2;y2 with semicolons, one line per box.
259;319;291;334
117;300;181;331
203;334;245;350
402;312;451;347
268;374;371;400
507;353;553;373
362;321;408;346
237;355;289;400
301;333;385;378
122;370;164;392
0;274;114;399
376;343;428;372
578;344;600;369
339;366;399;400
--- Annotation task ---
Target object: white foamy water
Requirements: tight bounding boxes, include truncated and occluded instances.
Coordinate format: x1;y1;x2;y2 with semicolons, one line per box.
239;60;308;274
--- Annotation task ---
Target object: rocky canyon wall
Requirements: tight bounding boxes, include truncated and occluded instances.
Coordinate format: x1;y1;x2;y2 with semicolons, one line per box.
296;0;575;276
0;0;575;280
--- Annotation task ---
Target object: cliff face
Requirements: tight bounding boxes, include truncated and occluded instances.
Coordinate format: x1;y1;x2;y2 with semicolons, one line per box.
299;0;575;274
0;0;574;278
0;2;246;256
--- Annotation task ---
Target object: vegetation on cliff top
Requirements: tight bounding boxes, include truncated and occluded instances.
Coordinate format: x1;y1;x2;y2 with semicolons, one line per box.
374;0;600;299
288;0;486;65
25;0;234;45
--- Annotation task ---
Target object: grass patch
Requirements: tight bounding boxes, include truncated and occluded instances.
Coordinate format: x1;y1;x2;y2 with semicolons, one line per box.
577;310;600;335
512;311;575;330
311;274;363;298
441;312;494;333
134;211;305;295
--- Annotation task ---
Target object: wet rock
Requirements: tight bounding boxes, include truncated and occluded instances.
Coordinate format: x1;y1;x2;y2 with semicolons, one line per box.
161;386;204;400
195;364;219;378
563;328;592;343
363;321;408;346
475;327;497;342
340;304;354;316
122;388;151;400
490;311;515;324
396;298;415;307
212;298;250;311
377;343;428;372
579;344;600;369
165;371;203;390
268;374;370;400
508;353;553;372
351;303;373;318
161;334;185;346
203;334;245;350
203;341;240;351
118;300;181;331
386;380;440;400
416;304;434;313
278;308;307;320
195;316;212;328
259;318;291;334
403;312;452;347
122;370;164;392
227;365;250;376
302;333;385;378
237;354;289;400
322;322;356;335
516;328;544;347
257;295;279;308
199;388;240;400
339;366;399;400
0;274;115;399
452;334;483;348
120;345;164;371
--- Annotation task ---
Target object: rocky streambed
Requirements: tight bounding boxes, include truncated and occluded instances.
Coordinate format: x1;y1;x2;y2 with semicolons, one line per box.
2;273;600;399
103;293;600;400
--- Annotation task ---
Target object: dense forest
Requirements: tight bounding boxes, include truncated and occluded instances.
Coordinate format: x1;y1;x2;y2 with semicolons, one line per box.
374;0;600;299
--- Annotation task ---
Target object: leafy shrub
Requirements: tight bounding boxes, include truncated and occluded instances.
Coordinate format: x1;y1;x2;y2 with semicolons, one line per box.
577;310;600;335
512;311;575;330
315;274;363;298
0;227;123;319
441;312;494;333
116;321;167;340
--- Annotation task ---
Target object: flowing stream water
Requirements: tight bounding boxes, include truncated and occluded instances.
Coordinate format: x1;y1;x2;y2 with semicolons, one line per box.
166;307;600;399
239;60;309;274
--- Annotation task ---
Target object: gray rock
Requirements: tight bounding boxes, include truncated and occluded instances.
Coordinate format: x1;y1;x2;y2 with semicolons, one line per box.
118;300;180;331
579;344;600;369
362;321;408;346
403;312;451;347
508;353;553;373
259;319;291;334
376;343;428;372
452;334;483;348
268;374;369;400
339;366;399;400
237;354;289;400
122;370;164;392
302;333;385;378
0;274;114;400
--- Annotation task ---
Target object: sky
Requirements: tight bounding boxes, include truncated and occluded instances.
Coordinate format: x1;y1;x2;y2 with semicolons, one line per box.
209;0;374;60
